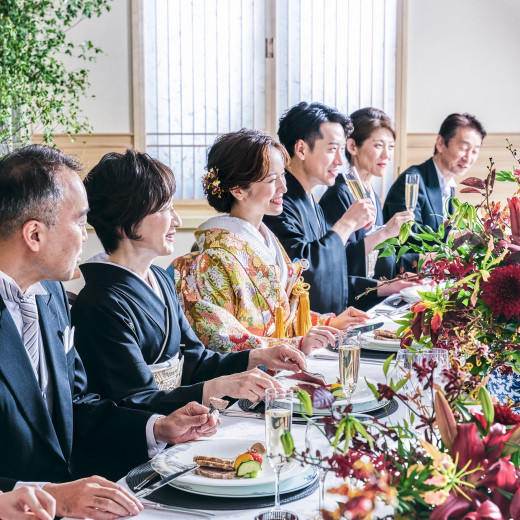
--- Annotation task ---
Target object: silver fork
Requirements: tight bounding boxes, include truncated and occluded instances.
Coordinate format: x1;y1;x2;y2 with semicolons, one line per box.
133;460;189;491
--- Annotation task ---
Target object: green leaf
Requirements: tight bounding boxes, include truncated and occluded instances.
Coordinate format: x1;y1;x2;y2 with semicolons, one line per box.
297;389;313;416
393;379;409;393
383;354;395;377
365;379;380;399
479;387;495;427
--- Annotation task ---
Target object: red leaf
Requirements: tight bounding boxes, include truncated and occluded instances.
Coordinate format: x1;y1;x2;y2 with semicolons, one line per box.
460;187;483;194
461;176;486;189
285;371;327;387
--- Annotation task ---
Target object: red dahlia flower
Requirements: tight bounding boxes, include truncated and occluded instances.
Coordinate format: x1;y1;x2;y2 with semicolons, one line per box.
481;265;520;320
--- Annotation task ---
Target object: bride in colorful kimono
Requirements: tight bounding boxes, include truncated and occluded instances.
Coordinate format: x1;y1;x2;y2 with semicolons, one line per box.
170;129;370;355
71;149;306;415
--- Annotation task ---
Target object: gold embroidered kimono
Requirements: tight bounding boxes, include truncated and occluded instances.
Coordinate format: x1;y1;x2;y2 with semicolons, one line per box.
170;227;333;354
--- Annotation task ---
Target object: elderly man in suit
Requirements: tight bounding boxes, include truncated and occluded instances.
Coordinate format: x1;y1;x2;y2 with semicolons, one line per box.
383;113;486;232
0;145;219;519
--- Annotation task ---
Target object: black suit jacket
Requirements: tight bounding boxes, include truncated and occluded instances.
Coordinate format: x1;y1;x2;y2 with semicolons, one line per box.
0;281;152;490
383;157;454;233
320;175;418;278
71;263;250;416
263;172;380;314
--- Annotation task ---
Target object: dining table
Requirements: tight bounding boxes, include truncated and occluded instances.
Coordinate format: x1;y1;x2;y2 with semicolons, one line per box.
63;296;411;520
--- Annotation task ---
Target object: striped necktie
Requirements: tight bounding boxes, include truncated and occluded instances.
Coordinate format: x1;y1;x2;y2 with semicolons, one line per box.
0;277;40;378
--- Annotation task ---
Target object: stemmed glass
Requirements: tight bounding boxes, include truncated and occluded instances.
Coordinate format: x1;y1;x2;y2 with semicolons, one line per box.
264;388;294;517
389;348;449;418
342;165;380;277
405;173;420;213
305;422;334;520
338;332;361;404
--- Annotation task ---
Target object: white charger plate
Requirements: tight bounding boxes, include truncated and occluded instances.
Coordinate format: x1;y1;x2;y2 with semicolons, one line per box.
170;464;317;498
278;376;388;415
150;439;301;487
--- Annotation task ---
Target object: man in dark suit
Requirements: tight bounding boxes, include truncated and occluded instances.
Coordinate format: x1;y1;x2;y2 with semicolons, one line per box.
383;113;486;232
264;102;418;314
0;145;219;519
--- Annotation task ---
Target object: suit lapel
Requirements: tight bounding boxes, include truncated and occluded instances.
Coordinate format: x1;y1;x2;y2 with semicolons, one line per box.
0;298;65;461
424;159;444;229
37;292;73;460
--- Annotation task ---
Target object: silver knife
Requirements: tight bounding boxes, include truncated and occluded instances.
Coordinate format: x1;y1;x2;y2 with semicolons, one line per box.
135;464;197;499
347;321;384;335
143;503;215;518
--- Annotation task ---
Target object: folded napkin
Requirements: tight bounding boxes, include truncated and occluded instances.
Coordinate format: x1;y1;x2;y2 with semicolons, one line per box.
312;348;338;360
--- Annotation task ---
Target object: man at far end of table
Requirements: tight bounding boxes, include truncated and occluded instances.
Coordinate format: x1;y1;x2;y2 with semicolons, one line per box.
0;145;220;520
383;112;486;234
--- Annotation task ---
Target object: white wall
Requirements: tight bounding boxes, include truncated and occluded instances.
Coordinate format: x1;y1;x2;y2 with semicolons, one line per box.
407;0;520;133
66;0;132;133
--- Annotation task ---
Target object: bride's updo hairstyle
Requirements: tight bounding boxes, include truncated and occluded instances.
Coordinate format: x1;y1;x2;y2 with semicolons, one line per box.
203;129;289;213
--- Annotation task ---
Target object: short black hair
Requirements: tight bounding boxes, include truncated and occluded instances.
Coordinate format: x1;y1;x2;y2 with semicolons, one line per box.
205;129;289;213
84;149;176;254
434;113;487;155
0;144;82;239
277;102;353;158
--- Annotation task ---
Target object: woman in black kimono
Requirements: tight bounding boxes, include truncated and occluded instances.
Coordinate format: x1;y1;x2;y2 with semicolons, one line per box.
71;150;306;416
320;107;417;279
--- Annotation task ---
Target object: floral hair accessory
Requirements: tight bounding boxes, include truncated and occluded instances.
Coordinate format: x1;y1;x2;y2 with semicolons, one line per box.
202;167;222;198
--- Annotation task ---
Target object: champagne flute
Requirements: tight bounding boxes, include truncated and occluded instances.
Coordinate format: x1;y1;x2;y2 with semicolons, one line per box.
342;165;368;201
264;388;294;515
405;173;420;213
343;165;380;276
305;423;334;519
338;333;361;404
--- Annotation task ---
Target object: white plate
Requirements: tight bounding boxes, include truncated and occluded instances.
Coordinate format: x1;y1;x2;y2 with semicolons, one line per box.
362;333;401;351
400;283;446;304
279;377;388;415
170;464;317;498
150;439;301;487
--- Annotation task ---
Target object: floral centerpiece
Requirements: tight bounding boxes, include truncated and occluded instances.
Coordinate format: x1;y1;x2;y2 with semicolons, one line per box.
282;145;520;518
288;361;520;519
377;142;520;399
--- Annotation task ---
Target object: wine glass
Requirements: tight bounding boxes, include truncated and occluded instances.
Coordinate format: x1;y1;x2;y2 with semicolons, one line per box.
305;422;334;520
264;388;294;516
405;173;420;213
338;332;361;404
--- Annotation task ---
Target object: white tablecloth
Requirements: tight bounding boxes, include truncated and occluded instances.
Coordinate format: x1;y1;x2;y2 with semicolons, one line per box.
65;299;407;520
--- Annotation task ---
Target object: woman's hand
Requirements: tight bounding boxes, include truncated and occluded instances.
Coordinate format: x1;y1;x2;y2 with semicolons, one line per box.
299;325;339;355
0;486;56;520
384;210;415;238
203;369;284;403
248;344;307;373
328;307;370;330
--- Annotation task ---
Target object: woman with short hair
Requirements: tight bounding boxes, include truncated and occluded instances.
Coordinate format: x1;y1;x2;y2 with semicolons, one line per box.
71;149;306;415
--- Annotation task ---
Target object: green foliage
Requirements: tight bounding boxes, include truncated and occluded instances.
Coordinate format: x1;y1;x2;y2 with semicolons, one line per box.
0;0;112;151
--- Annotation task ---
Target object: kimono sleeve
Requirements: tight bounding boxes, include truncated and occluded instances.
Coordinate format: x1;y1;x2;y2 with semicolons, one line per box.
173;252;300;353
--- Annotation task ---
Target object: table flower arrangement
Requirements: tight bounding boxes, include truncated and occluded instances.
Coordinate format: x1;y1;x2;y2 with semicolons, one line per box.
284;146;520;518
289;360;520;519
377;143;520;400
